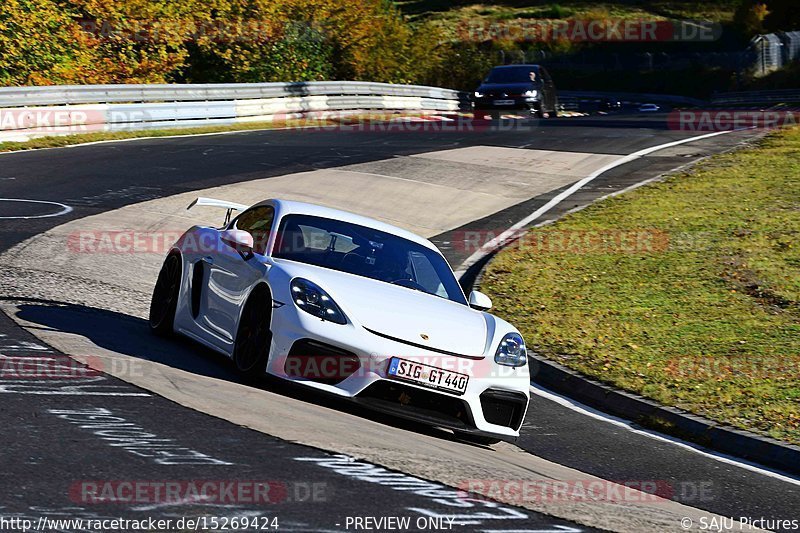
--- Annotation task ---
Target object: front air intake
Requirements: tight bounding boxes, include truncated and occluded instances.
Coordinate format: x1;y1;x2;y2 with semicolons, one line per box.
284;339;360;385
480;389;528;430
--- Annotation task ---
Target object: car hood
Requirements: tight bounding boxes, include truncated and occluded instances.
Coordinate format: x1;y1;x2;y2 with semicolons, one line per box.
279;261;488;358
477;82;538;94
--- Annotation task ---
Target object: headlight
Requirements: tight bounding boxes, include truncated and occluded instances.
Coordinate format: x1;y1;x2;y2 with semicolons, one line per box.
494;333;527;367
523;90;538;98
474;91;484;98
290;278;347;325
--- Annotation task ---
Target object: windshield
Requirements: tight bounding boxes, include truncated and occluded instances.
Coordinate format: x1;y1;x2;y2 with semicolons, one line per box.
273;214;467;305
484;66;539;84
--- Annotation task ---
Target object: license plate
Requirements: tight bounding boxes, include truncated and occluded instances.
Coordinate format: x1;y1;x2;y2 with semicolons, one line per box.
493;99;515;106
387;358;469;395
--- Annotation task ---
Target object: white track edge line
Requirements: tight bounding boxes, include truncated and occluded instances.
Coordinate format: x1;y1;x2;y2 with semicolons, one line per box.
455;128;745;275
529;383;800;487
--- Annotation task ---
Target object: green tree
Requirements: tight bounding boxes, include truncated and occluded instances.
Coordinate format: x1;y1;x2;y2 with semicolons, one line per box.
0;0;88;85
1;0;453;86
733;0;769;36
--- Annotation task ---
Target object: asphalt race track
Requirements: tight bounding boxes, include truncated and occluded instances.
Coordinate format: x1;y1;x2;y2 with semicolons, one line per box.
1;114;798;532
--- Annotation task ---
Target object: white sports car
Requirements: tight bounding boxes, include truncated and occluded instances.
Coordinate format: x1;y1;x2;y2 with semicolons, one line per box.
149;198;530;443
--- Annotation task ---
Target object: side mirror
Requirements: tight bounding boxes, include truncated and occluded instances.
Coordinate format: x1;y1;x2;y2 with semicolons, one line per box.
469;290;492;311
221;229;254;259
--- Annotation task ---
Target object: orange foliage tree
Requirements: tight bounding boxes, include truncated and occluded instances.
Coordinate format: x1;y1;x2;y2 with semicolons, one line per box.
1;0;446;86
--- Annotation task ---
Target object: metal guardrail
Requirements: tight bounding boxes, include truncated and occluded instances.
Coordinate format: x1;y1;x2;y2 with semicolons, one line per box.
2;81;796;143
0;82;465;108
0;82;471;143
563;89;800;108
560;91;706;106
711;89;800;106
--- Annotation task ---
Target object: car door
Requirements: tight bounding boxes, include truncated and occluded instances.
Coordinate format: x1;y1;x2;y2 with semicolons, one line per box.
204;204;275;349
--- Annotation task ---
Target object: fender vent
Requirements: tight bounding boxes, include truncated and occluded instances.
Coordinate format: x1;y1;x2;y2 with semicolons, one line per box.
190;261;205;319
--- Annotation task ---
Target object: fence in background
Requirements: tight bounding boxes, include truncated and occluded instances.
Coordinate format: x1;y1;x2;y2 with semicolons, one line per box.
560;91;705;106
711;88;800;106
493;29;800;77
747;31;800;76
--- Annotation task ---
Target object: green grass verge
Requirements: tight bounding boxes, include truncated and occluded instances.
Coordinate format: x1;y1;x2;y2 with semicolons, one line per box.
481;127;800;444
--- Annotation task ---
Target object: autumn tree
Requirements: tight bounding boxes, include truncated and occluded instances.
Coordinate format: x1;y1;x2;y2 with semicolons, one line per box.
733;0;770;36
0;0;90;85
1;0;446;86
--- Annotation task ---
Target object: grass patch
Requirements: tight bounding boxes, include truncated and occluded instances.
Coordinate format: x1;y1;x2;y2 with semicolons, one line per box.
481;127;800;445
539;4;574;19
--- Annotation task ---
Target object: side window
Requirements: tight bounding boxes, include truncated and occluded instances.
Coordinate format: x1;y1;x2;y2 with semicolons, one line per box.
408;251;448;298
297;225;358;253
234;205;275;255
298;224;332;251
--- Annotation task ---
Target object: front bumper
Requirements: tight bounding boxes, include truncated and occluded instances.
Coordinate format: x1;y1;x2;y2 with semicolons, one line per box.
266;305;531;439
474;97;541;111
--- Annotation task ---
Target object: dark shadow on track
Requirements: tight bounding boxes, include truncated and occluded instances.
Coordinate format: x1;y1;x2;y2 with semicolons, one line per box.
11;298;494;449
541;115;672;130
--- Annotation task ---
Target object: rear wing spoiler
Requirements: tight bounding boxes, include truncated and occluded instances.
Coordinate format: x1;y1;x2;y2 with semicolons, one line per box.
187;197;249;225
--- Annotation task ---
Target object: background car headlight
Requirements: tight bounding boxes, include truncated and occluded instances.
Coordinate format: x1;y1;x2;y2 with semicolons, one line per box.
290;278;347;324
523;90;538;98
474;91;484;98
495;333;527;367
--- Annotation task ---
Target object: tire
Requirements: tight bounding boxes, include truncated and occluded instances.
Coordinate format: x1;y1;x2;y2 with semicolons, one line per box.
232;288;273;379
455;431;501;446
149;253;181;336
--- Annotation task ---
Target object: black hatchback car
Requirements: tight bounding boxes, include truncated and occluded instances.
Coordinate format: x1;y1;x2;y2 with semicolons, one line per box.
473;64;558;119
